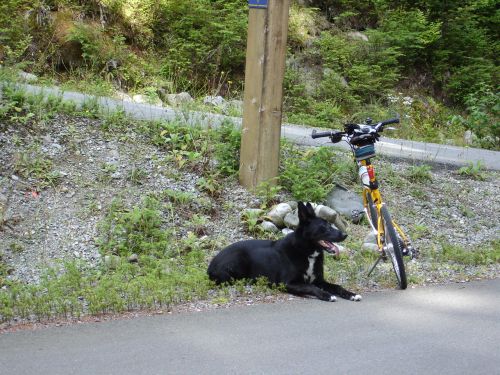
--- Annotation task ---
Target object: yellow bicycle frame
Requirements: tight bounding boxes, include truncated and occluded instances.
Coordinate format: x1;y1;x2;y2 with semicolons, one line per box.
359;160;409;251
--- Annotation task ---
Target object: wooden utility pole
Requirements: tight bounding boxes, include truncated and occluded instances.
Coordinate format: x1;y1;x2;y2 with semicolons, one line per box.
239;0;290;190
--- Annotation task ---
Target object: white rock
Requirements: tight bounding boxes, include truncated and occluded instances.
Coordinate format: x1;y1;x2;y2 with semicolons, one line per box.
166;92;193;106
132;94;147;104
268;203;293;219
132;94;162;106
116;92;133;102
284;212;299;229
347;31;369;42
464;130;476;146
203;95;225;107
315;205;338;223
18;71;38;82
260;221;279;233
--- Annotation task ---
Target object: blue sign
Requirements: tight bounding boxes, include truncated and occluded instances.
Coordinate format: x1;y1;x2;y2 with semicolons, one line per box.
248;0;268;9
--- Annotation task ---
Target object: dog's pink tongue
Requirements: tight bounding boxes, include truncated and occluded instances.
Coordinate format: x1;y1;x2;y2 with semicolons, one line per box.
319;240;340;256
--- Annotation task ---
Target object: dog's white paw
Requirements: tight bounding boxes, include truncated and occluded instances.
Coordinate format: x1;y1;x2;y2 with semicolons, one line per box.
350;295;362;302
329;295;337;302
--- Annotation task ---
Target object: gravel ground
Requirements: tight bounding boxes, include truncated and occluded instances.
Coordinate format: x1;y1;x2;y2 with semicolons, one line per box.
1;114;499;288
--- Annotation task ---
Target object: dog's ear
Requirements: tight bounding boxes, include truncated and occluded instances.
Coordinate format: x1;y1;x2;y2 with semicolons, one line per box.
305;202;316;218
297;201;310;224
298;201;316;224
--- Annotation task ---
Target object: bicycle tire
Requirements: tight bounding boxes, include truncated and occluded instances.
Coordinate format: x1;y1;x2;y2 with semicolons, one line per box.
380;206;407;289
364;190;378;230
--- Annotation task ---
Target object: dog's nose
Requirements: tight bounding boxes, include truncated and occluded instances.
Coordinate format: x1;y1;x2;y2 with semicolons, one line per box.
340;233;348;241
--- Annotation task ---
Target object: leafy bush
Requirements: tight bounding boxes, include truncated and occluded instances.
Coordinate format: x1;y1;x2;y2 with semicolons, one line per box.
214;120;241;176
407;164;432;183
98;197;171;258
432;240;500;266
377;8;441;70
288;2;325;49
458;162;487;181
431;8;496;104
451;86;499;150
280;144;336;202
155;0;247;92
0;0;32;64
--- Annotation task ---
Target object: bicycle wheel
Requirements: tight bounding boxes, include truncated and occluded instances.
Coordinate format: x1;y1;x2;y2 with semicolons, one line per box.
380;206;407;289
364;190;378;230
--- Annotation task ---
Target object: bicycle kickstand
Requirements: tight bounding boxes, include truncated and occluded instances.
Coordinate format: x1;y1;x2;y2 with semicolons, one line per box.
367;254;384;277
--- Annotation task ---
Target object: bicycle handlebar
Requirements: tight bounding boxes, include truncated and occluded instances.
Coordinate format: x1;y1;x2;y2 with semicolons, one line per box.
311;118;400;142
311;130;342;139
379;118;400;127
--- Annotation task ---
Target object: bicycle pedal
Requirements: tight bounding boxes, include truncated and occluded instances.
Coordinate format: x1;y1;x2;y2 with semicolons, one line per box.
405;245;418;259
351;210;363;222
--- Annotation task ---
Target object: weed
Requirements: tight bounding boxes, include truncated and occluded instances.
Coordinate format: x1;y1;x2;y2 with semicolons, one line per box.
411;224;430;240
97;162;118;183
458;162;487;181
0;86;77;126
213;120;241;176
8;242;24;253
0;246;217;322
100;110;132;136
323;250;379;289
79;97;100;118
241;209;264;235
280;144;335;202
97;196;172;258
162;188;197;206
13;145;61;188
188;214;210;236
0;251;12;287
459;205;475;218
196;175;222;197
410;188;427;200
127;167;148;185
377;163;406;188
255;180;282;208
431;240;500;265
407;164;432;183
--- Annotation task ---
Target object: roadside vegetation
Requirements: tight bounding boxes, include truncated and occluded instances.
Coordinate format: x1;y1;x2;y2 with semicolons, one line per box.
0;89;499;324
0;0;498;149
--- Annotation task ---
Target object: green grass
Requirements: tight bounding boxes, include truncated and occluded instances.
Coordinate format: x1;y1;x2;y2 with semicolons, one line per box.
407;164;433;183
458;162;487;181
13;144;62;189
431;240;500;266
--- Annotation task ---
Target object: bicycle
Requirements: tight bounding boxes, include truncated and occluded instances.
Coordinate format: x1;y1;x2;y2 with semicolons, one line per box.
311;117;416;289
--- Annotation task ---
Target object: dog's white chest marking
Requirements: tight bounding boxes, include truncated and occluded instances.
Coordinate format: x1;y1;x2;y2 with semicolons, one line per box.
304;251;320;283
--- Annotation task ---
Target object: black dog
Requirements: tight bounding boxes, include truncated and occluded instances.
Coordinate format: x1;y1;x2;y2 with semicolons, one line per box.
208;202;361;302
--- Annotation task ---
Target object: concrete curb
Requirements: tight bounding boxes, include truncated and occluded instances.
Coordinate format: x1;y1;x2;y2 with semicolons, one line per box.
2;83;499;170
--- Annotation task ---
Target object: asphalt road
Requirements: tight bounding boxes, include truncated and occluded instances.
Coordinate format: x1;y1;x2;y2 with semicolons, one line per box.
2;83;499;170
1;279;499;375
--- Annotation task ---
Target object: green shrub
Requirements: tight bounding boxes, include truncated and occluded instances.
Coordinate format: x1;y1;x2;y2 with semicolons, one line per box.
432;241;500;266
155;0;247;92
407;164;432;183
0;0;32;64
431;10;496;104
452;86;499;150
97;196;172;258
213;120;241;176
280;144;343;202
458;162;487;181
377;8;441;70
